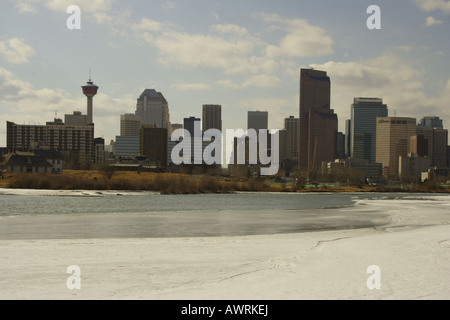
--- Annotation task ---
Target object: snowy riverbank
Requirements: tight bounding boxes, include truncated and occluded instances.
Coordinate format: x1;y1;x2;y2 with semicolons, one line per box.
0;196;449;300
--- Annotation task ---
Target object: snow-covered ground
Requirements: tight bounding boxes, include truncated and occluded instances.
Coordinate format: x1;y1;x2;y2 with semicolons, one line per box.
0;196;449;300
0;188;152;197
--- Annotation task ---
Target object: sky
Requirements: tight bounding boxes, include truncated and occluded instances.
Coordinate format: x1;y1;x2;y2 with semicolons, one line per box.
0;0;449;146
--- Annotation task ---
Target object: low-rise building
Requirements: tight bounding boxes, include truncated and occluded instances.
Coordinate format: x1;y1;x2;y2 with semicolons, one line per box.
322;158;383;179
2;150;64;174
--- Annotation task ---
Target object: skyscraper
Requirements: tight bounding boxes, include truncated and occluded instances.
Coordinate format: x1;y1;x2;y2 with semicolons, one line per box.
140;125;168;169
376;117;416;177
135;89;170;132
183;117;201;137
247;111;268;132
420;116;443;129
336;132;346;159
432;128;448;168
202;105;222;133
120;114;141;137
416;117;448;168
115;114;142;157
298;68;338;170
350;97;388;163
284;116;299;161
183;117;202;164
345;119;351;158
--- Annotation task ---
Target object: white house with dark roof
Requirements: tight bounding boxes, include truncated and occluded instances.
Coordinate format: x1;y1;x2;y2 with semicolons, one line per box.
2;150;64;174
34;150;64;174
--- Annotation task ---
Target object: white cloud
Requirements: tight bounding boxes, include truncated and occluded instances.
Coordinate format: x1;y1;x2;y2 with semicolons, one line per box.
0;67;74;114
45;0;113;13
154;30;257;74
12;0;40;13
12;0;113;14
415;0;450;14
310;54;450;131
217;80;241;90
259;12;334;58
132;18;163;32
209;24;251;37
171;82;212;91
92;11;114;25
91;9;333;76
242;74;281;88
92;9;132;37
0;38;36;64
216;74;281;90
425;16;444;26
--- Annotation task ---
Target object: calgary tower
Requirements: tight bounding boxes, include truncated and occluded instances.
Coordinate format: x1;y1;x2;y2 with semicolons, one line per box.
82;75;99;125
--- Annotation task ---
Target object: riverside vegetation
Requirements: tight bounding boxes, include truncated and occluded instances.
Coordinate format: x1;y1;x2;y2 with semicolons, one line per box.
2;171;274;194
1;170;449;194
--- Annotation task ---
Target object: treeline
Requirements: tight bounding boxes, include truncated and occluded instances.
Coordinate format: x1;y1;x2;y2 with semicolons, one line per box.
6;173;274;194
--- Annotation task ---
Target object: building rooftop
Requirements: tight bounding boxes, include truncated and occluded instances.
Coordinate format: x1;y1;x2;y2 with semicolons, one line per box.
5;154;53;167
140;89;165;101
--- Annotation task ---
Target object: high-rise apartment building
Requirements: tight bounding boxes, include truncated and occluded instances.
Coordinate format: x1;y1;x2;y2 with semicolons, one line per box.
376;117;417;177
120;114;141;137
6;120;95;163
350;97;388;163
135;89;170;132
202;105;222;133
298;68;338;170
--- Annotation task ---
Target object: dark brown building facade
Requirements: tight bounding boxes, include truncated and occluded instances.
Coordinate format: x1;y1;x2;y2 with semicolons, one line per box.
140;125;168;169
298;69;338;170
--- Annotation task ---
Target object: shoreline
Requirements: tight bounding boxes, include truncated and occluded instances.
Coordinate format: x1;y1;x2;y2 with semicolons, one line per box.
1;170;449;194
1;186;449;194
1;184;449;195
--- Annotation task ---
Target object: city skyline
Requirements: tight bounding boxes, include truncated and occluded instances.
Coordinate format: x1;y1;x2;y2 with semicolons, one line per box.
1;1;450;146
